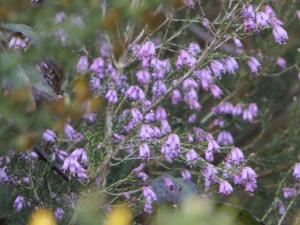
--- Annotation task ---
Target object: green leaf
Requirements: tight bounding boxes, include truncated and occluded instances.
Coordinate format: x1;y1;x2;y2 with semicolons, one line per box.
0;22;41;46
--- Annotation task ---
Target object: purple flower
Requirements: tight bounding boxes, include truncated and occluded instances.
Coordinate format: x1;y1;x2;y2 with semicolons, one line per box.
160;120;171;135
145;110;156;123
62;153;88;181
293;163;300;180
213;119;225;128
126;86;145;101
43;129;57;144
136;70;151;85
272;25;288;44
131;108;143;122
232;104;243;116
71;148;88;164
139;143;151;160
277;57;286;70
223;57;239;75
249;103;258;116
133;163;145;174
188;114;197;124
227;147;244;166
194;68;213;90
55;11;66;24
242;5;256;19
183;78;199;90
90;76;101;92
184;89;201;111
297;10;300;20
206;135;220;153
264;5;276;18
138;41;156;60
151;58;171;80
0;167;10;183
55;29;68;46
217;131;234;146
256;12;270;28
105;90;118;104
282;187;297;199
188;42;201;56
202;164;218;189
243;18;257;32
219;180;233;196
202;18;210;28
83;113;97;124
241;167;257;181
64;123;84;143
247;57;261;74
186;149;199;165
143;186;157;213
8;36;27;49
155;107;167;121
176;50;196;69
184;0;195;8
55;208;65;221
205;150;214;162
241;167;257;192
233;38;243;50
278;201;286;215
171;89;182;105
242;104;258;122
210;60;225;78
76;56;89;74
210;84;223;99
181;169;192;181
163;177;175;190
90;57;105;75
213;102;234;115
13;196;26;212
152;81;167;97
140;125;155;140
161;134;181;162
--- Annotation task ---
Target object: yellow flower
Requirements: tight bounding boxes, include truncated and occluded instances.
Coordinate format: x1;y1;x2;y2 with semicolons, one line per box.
106;206;133;225
29;208;57;225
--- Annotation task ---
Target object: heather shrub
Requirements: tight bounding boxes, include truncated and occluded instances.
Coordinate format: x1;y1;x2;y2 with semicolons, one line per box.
0;1;300;224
